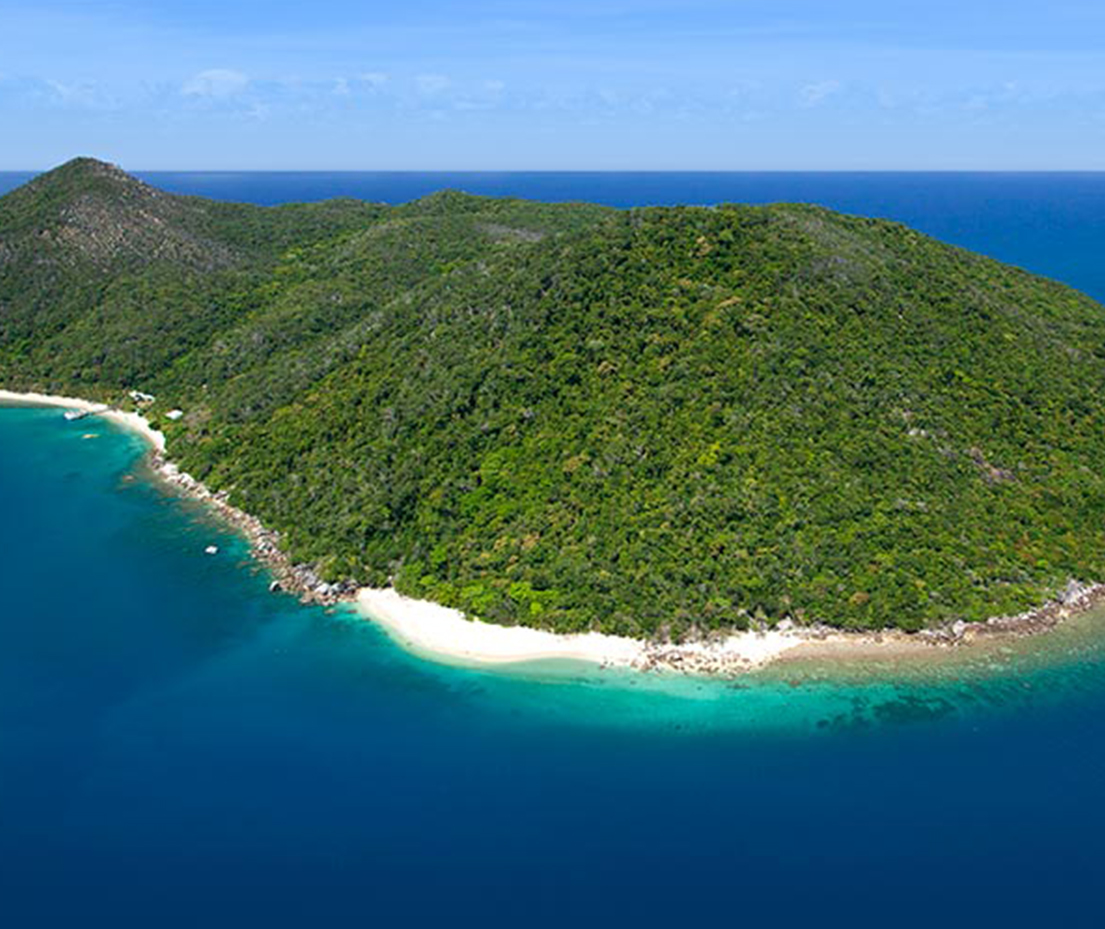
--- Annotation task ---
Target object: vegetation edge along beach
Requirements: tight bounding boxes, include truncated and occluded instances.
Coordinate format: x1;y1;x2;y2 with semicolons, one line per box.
7;158;1105;676
4;388;1103;678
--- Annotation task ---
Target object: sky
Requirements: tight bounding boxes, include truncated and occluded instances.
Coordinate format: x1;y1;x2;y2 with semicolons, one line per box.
1;0;1103;170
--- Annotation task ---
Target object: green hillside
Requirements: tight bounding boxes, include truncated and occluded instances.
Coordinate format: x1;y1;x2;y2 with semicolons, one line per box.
4;158;1105;637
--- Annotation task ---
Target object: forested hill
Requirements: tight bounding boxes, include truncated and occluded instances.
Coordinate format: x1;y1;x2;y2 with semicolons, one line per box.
4;158;1105;637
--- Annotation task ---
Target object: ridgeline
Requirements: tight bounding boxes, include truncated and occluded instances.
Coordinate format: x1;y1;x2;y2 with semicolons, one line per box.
4;158;1105;637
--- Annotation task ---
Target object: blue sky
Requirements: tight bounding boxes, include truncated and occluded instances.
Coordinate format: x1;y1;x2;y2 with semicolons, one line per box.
1;1;1103;169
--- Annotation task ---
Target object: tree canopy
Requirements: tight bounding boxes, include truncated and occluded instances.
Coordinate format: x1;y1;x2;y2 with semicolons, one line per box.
4;158;1105;637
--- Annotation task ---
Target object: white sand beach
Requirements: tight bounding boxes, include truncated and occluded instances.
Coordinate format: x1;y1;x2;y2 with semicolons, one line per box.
0;389;166;452
356;587;811;675
6;386;1097;678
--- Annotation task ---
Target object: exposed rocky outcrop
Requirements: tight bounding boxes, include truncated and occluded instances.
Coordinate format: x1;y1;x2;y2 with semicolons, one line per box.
151;453;357;607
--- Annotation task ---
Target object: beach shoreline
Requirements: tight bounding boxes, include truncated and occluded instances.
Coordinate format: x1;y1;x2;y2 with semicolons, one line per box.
355;581;1105;677
0;389;167;453
356;587;812;673
4;386;1103;679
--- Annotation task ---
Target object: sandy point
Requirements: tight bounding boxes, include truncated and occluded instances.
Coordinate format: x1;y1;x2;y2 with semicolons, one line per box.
0;389;166;453
356;587;809;675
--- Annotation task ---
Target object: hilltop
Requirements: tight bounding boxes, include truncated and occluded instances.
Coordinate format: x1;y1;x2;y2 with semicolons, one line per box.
4;158;1105;637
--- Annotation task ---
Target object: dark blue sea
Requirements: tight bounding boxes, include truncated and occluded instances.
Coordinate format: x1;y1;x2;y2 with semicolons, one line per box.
3;173;1105;928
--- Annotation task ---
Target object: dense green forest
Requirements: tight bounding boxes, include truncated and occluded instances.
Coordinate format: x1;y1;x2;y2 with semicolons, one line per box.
4;157;1105;637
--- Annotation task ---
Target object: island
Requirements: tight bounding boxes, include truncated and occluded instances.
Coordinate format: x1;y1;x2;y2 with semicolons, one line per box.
4;157;1105;674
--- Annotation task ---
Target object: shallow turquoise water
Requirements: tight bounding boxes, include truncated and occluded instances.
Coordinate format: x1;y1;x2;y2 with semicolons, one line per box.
4;405;1105;927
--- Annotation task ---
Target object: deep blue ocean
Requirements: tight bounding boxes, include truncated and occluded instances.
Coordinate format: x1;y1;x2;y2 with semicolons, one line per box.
3;173;1105;927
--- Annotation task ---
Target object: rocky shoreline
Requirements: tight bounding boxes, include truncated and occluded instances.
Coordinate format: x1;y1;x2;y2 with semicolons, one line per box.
146;447;1104;677
626;581;1105;677
918;579;1105;644
149;453;358;607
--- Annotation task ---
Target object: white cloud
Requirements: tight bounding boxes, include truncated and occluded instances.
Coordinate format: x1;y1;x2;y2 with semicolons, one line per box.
415;73;451;95
876;88;899;110
47;80;96;104
37;78;120;110
451;80;508;112
182;69;249;98
728;79;761;98
800;80;842;107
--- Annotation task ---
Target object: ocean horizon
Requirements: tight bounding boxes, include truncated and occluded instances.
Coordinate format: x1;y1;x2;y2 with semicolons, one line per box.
4;171;1105;926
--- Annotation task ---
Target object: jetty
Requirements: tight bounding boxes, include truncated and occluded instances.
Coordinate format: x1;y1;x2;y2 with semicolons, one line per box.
63;403;111;421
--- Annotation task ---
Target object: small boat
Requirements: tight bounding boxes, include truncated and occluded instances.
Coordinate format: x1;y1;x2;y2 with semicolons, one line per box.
204;545;219;555
63;409;88;421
